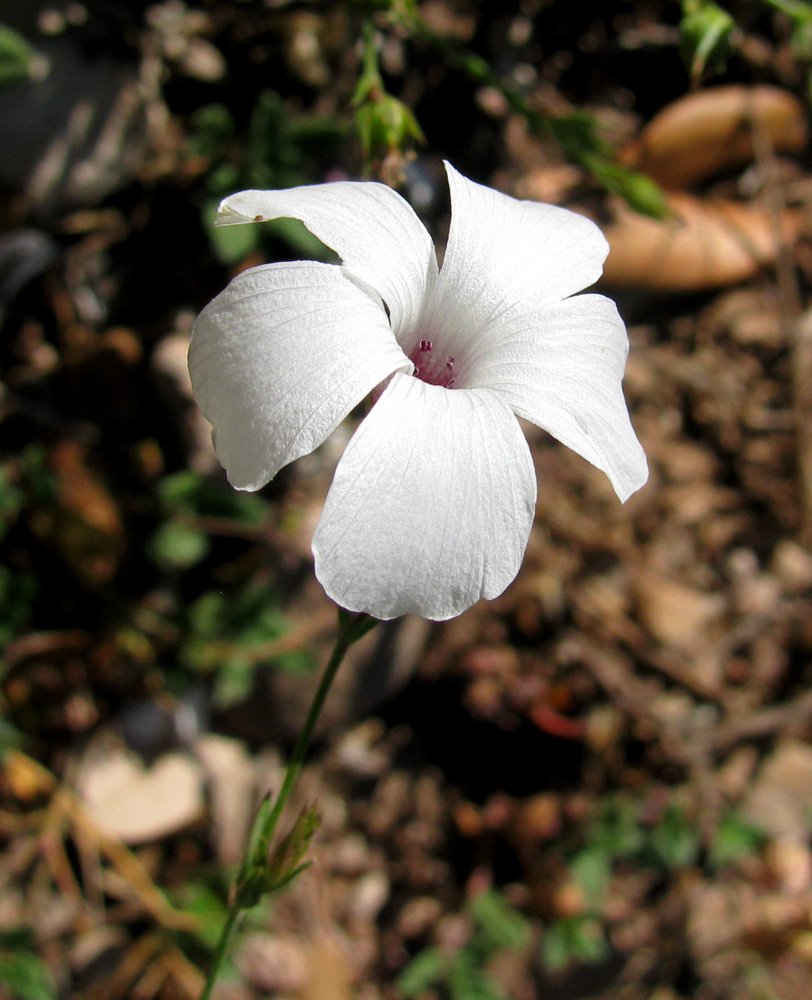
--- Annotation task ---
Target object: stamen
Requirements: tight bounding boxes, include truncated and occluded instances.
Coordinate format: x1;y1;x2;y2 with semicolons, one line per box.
413;365;420;376
420;339;432;352
446;356;455;369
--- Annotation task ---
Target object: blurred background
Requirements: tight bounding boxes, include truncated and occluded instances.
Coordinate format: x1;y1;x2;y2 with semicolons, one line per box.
1;1;812;998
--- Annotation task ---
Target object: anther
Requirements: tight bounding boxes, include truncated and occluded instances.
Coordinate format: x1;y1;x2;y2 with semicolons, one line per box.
420;339;432;352
446;356;455;369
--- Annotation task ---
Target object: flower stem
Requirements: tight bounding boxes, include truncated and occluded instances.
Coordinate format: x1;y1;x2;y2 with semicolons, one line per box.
199;610;379;1000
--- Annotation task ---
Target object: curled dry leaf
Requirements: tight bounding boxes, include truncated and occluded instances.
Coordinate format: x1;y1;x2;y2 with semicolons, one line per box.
634;569;725;651
597;192;801;290
47;439;125;583
76;748;204;844
625;85;808;189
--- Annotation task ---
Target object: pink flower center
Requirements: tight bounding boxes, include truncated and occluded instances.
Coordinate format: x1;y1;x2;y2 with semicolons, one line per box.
408;339;457;389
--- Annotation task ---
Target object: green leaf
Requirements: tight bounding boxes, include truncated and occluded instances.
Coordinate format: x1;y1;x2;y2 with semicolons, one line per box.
0;465;24;541
569;848;612;906
541;916;608;971
158;470;268;524
0;947;56;1000
0;568;36;647
264;217;334;261
211;655;255;708
148;521;210;570
0;25;38;88
708;810;765;869
680;0;735;83
586;797;644;859
649;803;700;869
187;103;234;162
203;200;259;265
467;889;530;951
264;805;320;891
171;882;229;950
448;951;506;1000
396;946;447;997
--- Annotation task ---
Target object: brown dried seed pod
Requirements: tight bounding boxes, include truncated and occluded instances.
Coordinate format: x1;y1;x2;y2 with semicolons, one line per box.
624;85;808;189
596;192;802;290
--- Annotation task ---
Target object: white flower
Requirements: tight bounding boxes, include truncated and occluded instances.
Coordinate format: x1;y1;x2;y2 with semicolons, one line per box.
189;162;648;621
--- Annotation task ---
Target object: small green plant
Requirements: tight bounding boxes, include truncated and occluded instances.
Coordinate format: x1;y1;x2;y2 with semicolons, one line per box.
542;915;608;971
0;25;39;88
148;469;269;571
707;809;765;869
187;90;346;264
0;929;56;1000
680;0;735;84
397;889;531;1000
761;0;812;102
540;792;764;972
179;582;312;707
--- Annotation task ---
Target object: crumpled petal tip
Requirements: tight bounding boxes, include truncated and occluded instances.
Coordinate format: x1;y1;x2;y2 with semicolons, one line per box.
215;196;254;226
611;446;649;503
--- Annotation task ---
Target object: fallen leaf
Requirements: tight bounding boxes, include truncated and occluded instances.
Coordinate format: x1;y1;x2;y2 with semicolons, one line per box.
625;85;808;189
598;192;801;290
76;748;204;844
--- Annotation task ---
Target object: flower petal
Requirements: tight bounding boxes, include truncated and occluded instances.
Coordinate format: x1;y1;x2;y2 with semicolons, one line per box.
189;261;409;491
425;162;608;342
217;181;437;335
312;374;537;620
465;293;648;501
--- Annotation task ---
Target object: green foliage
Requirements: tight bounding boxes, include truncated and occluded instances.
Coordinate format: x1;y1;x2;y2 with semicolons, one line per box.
707;809;765;869
172;881;230;950
0;465;24;542
649;801;701;869
584;795;645;859
0;930;55;1000
353;23;424;171
467;889;531;952
680;0;735;84
159;470;268;524
541;915;608;971
148;470;268;571
0;25;37;88
538;793;764;973
180;583;311;707
188;90;345;264
397;889;530;1000
0;567;36;648
148;520;210;571
266;804;319;888
761;0;812;102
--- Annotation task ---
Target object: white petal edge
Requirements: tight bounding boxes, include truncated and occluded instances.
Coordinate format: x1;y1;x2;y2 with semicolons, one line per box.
464;293;648;501
189;261;409;491
216;180;437;337
312;373;537;621
422;162;609;348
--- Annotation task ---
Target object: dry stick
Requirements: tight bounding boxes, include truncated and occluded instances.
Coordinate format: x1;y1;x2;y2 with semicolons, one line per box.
750;105;812;543
791;309;812;547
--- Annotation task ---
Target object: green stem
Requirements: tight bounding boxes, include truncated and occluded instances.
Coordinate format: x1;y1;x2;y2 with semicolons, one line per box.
199;905;240;1000
199;610;379;999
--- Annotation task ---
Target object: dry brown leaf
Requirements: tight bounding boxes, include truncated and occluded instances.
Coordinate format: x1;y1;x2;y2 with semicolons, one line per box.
743;741;812;844
47;439;125;582
597;192;801;290
625;84;808;189
634;570;725;650
301;935;355;1000
76;749;204;844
